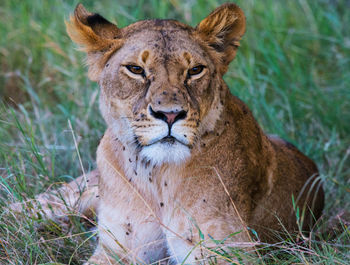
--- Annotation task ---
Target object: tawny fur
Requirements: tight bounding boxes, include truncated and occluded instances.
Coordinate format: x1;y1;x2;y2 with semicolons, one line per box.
14;3;324;264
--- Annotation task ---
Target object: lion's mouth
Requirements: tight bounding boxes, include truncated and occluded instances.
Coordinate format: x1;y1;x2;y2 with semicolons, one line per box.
160;136;176;144
143;135;189;147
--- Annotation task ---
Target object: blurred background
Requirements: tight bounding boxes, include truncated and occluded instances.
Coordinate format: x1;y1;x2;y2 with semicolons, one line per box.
0;0;349;264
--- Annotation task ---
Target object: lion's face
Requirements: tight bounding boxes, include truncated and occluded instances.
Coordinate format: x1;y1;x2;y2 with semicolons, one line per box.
67;4;245;165
99;22;218;164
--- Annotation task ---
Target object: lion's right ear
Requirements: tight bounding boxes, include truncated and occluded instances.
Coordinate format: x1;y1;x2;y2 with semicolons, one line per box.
66;4;124;81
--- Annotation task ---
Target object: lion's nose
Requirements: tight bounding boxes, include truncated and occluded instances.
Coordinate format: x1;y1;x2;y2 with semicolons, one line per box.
150;107;187;127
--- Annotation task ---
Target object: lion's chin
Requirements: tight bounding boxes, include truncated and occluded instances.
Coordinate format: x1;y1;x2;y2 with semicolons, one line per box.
139;140;191;166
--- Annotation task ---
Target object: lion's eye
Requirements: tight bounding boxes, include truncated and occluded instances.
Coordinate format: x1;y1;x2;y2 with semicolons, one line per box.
126;65;145;75
188;65;205;76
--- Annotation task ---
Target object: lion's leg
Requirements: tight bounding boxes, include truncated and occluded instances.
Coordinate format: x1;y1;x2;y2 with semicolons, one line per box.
166;233;251;265
97;212;168;264
10;169;100;220
163;209;252;264
84;240;166;265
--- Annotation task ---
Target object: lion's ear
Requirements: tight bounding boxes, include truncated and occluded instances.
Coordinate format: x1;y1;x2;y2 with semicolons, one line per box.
66;4;124;81
195;3;246;75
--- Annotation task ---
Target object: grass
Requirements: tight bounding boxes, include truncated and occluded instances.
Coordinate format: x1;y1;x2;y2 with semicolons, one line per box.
0;0;349;264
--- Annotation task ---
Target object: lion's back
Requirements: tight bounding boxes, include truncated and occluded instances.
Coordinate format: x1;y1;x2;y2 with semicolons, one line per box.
250;135;324;242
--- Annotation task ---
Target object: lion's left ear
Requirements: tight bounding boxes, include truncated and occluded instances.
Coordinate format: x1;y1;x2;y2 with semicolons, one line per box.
195;3;246;74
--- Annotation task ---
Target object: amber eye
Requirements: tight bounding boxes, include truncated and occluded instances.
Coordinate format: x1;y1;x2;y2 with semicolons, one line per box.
126;65;145;75
188;65;205;76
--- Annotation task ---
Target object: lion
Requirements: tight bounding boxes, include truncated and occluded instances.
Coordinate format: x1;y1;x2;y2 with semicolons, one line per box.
13;3;325;264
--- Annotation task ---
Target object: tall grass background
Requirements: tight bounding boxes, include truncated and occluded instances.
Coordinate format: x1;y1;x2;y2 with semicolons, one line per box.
0;0;349;264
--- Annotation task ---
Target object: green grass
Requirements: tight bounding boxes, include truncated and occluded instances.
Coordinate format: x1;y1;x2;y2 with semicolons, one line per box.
0;0;349;264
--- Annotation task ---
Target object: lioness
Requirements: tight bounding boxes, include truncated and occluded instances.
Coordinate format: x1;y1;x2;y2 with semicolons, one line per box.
17;3;324;264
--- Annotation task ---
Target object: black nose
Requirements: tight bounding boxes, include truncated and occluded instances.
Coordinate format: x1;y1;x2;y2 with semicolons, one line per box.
150;107;187;127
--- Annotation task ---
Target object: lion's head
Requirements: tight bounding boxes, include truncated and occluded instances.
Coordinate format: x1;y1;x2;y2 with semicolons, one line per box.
67;4;245;165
